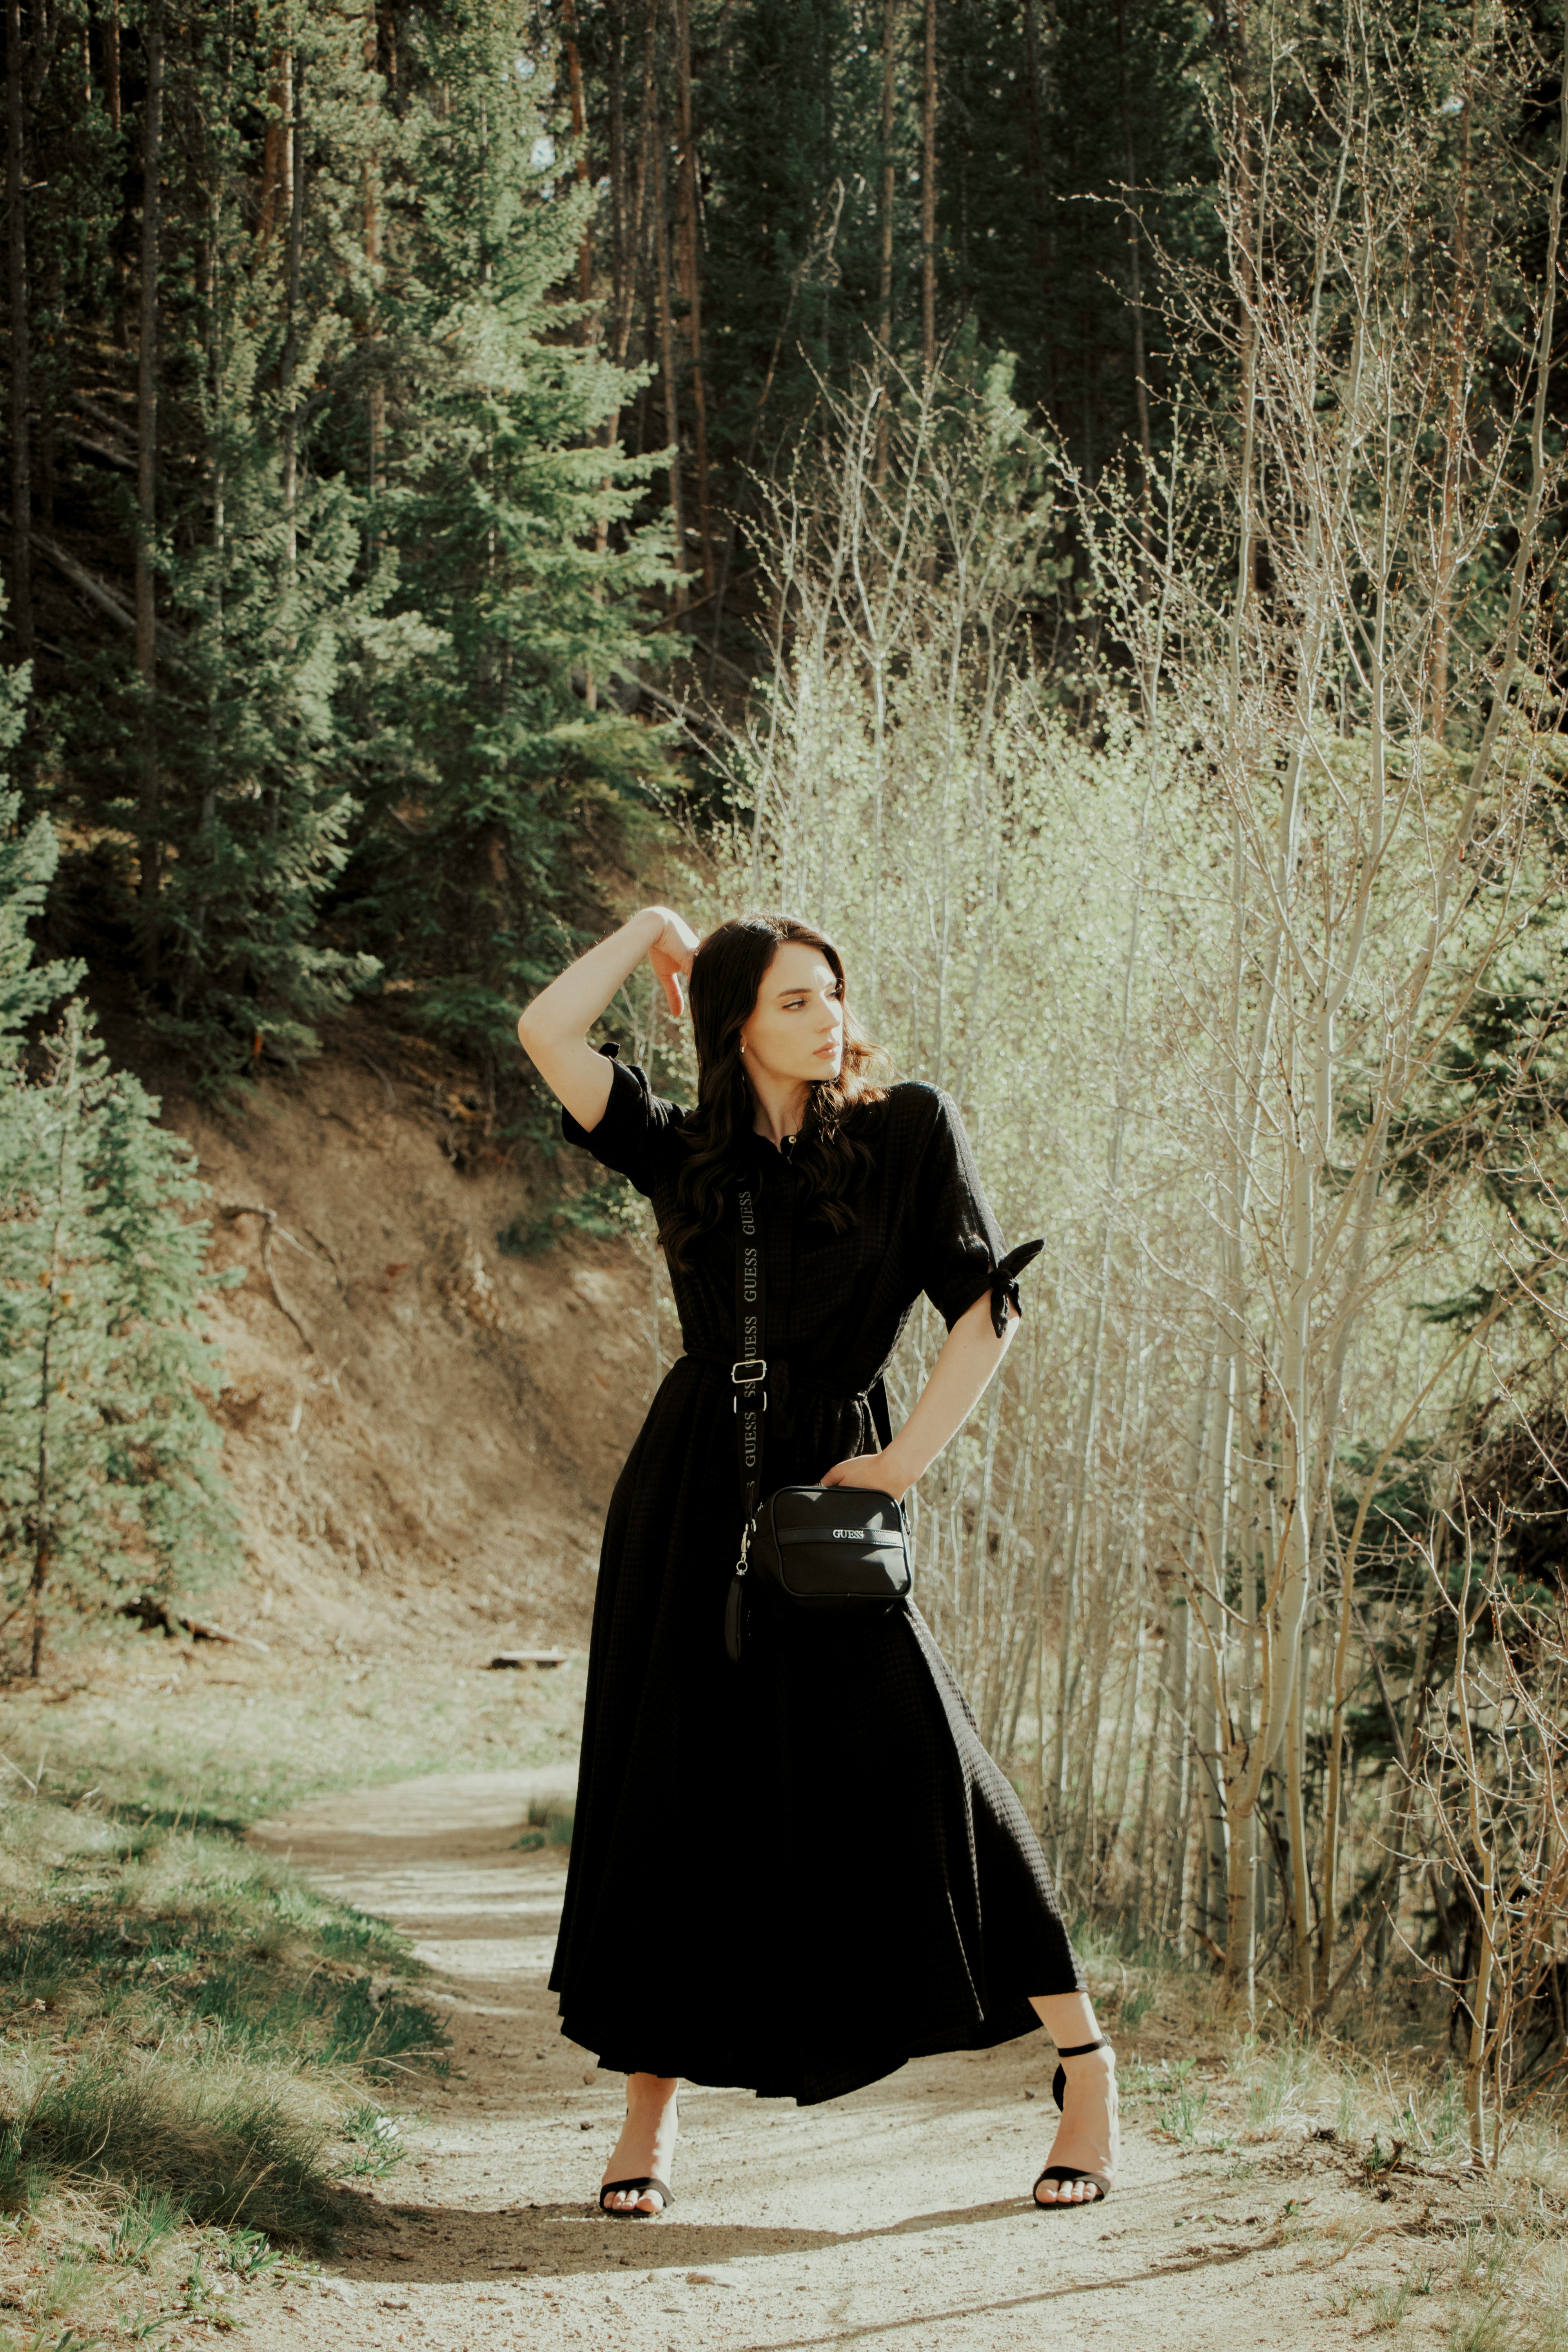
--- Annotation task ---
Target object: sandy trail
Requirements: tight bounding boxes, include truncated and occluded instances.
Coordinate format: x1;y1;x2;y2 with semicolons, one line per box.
239;1772;1461;2352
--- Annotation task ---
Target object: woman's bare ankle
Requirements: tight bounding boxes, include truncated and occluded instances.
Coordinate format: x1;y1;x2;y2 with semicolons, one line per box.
1057;2043;1116;2073
625;2071;678;2116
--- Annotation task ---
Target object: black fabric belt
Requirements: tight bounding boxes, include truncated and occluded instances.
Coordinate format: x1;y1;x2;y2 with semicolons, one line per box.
681;1348;894;1451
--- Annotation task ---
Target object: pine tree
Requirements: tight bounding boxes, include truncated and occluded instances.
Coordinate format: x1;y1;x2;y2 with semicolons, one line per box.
0;651;237;1678
0;657;78;1049
16;0;673;1097
337;0;674;1085
701;0;886;474
0;1002;239;1679
936;0;1214;466
127;0;399;1088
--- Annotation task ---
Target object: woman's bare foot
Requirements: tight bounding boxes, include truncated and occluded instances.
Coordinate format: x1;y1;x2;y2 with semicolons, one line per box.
1034;2044;1118;2206
600;2072;678;2216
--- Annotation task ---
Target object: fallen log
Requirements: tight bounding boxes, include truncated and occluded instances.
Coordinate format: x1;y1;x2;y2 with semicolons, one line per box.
119;1597;271;1652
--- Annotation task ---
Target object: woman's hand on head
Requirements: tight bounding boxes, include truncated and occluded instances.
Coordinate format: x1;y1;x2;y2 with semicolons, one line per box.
646;907;702;1018
820;1452;910;1505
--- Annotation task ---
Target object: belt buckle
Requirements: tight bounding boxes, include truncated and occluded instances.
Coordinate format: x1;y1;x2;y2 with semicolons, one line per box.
731;1356;767;1385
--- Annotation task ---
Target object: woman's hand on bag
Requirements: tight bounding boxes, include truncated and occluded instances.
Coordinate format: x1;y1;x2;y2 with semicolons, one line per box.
645;906;702;1018
820;1451;911;1504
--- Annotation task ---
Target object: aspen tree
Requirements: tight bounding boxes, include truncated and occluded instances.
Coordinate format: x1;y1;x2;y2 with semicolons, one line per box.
6;0;30;660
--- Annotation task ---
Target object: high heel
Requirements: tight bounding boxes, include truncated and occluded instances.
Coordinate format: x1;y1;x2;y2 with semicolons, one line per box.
1033;2038;1114;2209
599;2175;673;2218
600;2087;677;2218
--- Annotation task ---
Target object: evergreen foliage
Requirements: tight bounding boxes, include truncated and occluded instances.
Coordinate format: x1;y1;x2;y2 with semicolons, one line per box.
0;997;239;1677
13;0;672;1096
700;0;885;472
0;680;80;1049
0;744;238;1677
1;0;1560;1112
340;0;672;1072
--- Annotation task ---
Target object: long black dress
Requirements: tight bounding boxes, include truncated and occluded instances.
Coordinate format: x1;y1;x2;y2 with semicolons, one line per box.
549;1051;1084;2106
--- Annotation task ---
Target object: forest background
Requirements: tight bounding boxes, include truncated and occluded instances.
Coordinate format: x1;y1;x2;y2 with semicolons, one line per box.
4;0;1568;2182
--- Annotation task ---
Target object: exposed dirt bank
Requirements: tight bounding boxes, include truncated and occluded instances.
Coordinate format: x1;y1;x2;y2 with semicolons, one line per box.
158;1020;662;1672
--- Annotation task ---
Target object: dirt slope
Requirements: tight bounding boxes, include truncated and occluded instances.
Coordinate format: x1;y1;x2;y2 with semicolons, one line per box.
163;1022;659;1667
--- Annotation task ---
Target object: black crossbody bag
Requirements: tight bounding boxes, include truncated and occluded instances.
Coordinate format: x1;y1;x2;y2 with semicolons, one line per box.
722;1181;911;1667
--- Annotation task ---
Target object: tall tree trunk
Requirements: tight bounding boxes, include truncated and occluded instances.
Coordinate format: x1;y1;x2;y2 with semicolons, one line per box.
105;0;120;124
591;0;656;604
363;12;383;505
560;0;594;327
607;0;628;340
8;0;33;660
1285;1575;1314;2002
566;0;598;711
920;0;936;372
108;0;129;342
256;49;290;250
1453;1555;1497;2167
1021;0;1055;413
1051;751;1154;1874
29;1018;79;1681
1196;1348;1234;1958
1160;1586;1196;1940
1114;0;1152;610
29;1290;53;1680
1131;1641;1164;1938
1428;4;1475;742
874;0;897;477
280;51;304;598
652;103;687;615
136;0;163;964
673;0;711;591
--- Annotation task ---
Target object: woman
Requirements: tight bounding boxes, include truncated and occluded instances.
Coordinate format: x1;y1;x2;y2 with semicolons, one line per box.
517;906;1118;2217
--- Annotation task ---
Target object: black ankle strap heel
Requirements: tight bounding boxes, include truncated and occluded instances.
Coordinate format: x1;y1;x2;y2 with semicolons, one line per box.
1034;2037;1114;2210
1053;2036;1110;2103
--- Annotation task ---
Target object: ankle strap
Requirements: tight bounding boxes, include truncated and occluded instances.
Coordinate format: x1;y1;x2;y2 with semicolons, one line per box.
1054;2038;1107;2058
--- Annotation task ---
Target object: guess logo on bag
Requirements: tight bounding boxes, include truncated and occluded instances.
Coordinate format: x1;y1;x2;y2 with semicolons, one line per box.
831;1528;861;1540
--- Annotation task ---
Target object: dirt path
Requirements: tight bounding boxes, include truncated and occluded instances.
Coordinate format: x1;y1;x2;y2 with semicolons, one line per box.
240;1773;1469;2352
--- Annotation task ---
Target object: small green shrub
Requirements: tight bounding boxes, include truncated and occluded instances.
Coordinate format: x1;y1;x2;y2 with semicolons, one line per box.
337;2103;405;2180
1240;2031;1314;2129
107;2188;187;2270
1157;2083;1209;2144
497;1181;632;1257
1447;2304;1517;2352
525;1798;574;1847
1368;2279;1411;2332
0;2127;45;2218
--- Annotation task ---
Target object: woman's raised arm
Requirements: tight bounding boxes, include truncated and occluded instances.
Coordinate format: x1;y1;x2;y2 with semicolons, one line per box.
517;906;700;1132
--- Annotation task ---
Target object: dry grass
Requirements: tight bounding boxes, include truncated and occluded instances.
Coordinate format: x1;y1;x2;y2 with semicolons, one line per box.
0;1783;444;2342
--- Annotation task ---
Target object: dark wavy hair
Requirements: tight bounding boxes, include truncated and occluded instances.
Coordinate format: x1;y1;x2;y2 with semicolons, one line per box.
658;913;887;1271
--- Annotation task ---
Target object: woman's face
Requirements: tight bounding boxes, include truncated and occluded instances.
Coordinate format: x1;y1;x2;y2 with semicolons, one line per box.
739;940;845;1088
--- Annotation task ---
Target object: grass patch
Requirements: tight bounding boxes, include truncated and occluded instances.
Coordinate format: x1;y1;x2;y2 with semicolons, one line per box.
1237;2029;1315;2131
5;1643;584;1829
1447;2306;1517;2352
516;1796;573;1851
14;2051;339;2241
0;1634;568;2339
0;1782;444;2291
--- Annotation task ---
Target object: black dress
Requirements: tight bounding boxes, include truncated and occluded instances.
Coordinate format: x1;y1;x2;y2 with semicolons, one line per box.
549;1052;1084;2105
